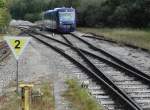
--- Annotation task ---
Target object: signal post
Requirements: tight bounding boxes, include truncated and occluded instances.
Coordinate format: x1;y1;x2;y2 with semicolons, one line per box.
19;84;34;110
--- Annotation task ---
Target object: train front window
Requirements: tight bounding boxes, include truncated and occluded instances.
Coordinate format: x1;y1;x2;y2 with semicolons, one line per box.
59;12;75;22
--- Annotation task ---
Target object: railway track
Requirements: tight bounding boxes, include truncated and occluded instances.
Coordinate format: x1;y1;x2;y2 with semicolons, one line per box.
78;33;150;76
69;33;150;79
60;34;150;110
0;41;10;63
82;32;150;53
18;27;150;110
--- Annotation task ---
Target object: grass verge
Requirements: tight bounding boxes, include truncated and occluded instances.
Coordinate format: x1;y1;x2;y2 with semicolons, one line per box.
0;92;20;110
0;81;55;110
78;27;150;51
31;81;55;110
7;27;21;36
0;34;4;41
63;79;103;110
0;27;21;41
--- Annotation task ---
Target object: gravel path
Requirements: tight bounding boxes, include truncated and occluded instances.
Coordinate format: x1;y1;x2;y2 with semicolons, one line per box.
0;37;73;110
0;54;16;94
30;38;73;110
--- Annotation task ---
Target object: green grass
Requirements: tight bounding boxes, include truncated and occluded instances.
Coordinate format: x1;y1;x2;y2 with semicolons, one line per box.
78;27;150;50
0;92;20;110
31;81;55;110
63;79;103;110
7;27;21;36
0;81;55;110
0;34;4;41
0;27;21;41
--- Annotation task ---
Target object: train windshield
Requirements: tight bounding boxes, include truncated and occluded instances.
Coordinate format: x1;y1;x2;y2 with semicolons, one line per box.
59;12;75;22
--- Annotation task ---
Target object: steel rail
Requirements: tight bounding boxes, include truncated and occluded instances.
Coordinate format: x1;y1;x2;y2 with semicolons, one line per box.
70;33;150;82
61;34;143;110
0;42;11;63
0;50;11;63
83;32;149;52
25;31;142;110
30;31;150;84
17;27;149;110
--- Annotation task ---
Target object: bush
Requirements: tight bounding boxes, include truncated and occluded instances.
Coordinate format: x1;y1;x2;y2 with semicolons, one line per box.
76;0;150;28
108;5;129;27
0;0;5;8
24;13;42;22
0;8;11;33
9;0;150;28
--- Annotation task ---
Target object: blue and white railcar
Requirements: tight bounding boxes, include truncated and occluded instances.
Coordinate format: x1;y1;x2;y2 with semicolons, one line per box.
43;7;76;33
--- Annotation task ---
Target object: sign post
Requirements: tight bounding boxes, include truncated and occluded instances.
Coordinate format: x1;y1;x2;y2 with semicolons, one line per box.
16;60;19;93
5;36;31;93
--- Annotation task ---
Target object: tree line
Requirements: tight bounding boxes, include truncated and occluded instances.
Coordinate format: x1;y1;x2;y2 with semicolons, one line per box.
0;0;11;33
78;0;150;28
0;0;150;33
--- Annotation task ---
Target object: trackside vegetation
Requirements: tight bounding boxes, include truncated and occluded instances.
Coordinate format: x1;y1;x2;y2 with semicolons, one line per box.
0;34;4;40
0;92;19;110
0;81;55;110
63;79;103;110
9;0;150;28
79;28;150;51
31;81;55;110
0;0;11;33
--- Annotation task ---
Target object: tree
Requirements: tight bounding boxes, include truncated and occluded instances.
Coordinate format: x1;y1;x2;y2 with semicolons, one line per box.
0;0;11;33
0;0;5;8
8;0;150;27
10;0;51;21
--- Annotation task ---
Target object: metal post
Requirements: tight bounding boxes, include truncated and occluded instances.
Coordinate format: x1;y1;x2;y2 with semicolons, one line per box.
20;84;34;110
16;60;19;94
24;87;30;110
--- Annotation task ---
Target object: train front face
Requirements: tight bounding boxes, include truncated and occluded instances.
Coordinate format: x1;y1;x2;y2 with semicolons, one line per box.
58;8;76;33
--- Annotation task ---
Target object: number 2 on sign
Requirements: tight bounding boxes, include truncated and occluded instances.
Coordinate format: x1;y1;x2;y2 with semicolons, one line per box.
15;40;20;49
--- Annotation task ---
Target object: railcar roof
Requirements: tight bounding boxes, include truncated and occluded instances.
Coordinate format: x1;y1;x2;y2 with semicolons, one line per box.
44;10;55;14
44;7;74;14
